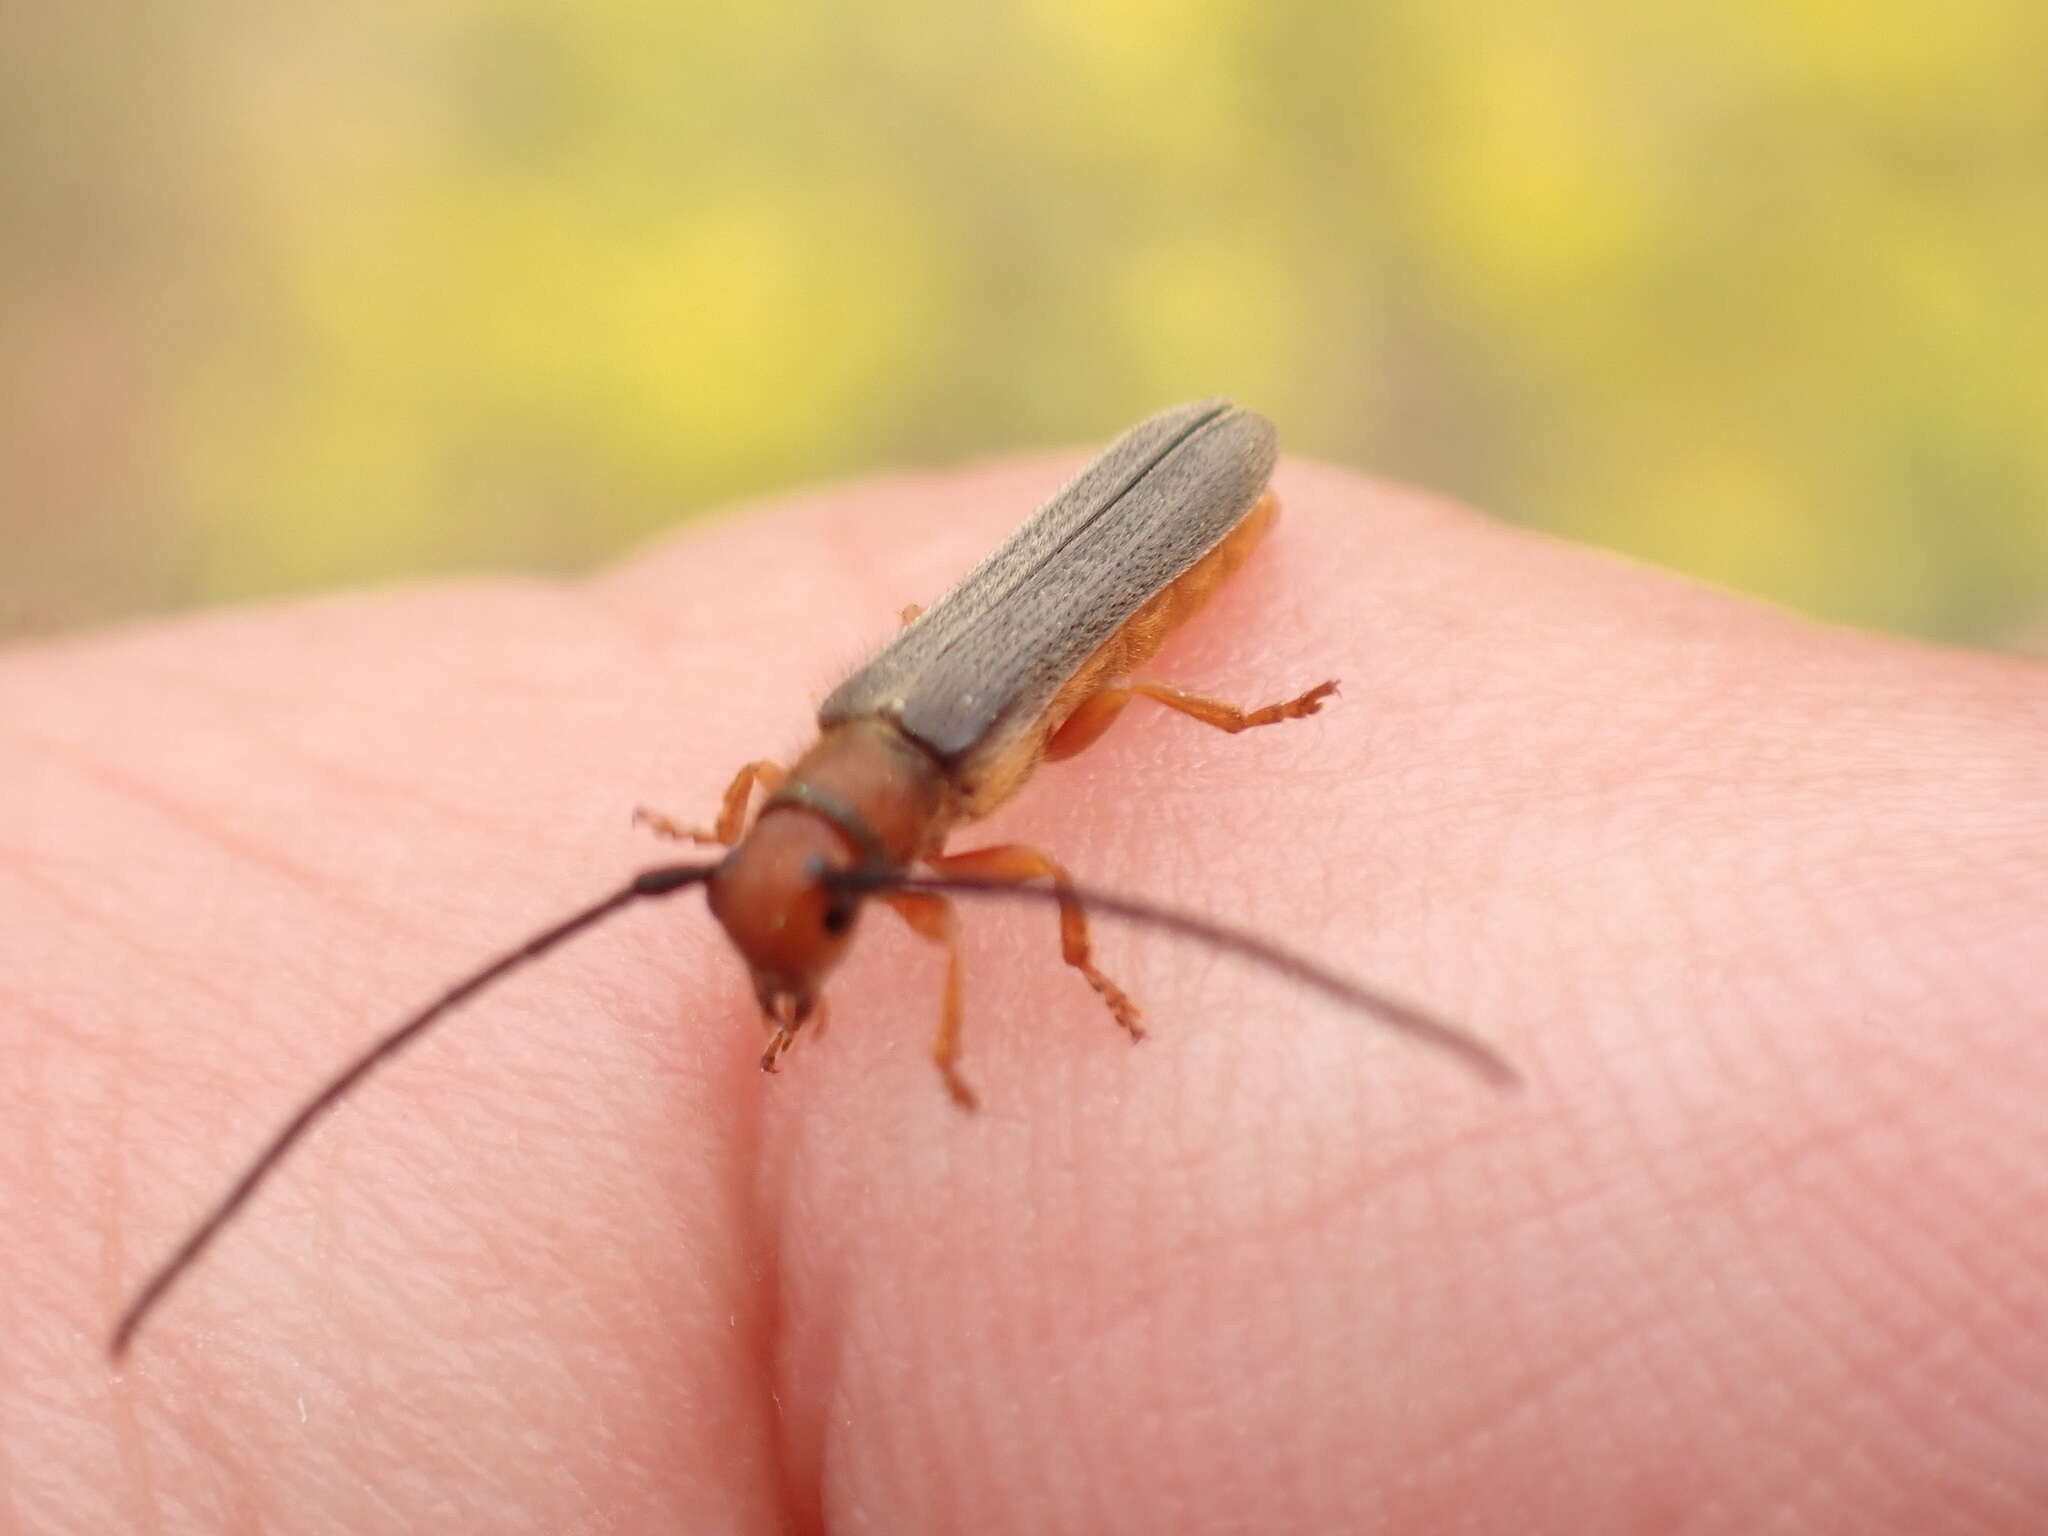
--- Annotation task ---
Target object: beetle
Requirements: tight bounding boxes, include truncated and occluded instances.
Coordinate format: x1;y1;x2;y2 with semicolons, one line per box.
111;399;1514;1358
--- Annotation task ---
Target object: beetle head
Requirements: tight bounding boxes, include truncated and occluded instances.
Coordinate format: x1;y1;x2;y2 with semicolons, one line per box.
706;810;863;1034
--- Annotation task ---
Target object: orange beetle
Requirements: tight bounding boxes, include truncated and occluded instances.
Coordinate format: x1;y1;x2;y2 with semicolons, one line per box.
112;400;1513;1358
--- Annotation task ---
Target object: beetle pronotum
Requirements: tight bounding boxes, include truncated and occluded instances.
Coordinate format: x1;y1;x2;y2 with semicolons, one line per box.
111;399;1515;1358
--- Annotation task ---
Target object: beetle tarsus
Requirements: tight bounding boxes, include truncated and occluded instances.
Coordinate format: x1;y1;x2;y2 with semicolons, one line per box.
1086;972;1145;1041
632;806;722;846
941;1063;981;1112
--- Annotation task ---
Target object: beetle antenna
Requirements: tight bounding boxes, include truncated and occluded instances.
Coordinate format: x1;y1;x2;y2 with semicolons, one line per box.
109;863;718;1361
827;867;1519;1090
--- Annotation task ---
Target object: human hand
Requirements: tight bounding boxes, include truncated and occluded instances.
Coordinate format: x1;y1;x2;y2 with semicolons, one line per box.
5;454;2043;1532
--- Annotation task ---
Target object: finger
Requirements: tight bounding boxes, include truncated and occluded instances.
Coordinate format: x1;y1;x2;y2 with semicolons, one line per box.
698;457;2048;1532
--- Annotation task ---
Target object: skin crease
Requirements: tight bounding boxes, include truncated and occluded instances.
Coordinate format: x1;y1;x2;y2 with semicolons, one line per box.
1;455;2044;1535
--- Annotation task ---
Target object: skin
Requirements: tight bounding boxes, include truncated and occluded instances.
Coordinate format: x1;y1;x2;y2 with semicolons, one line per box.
2;455;2044;1535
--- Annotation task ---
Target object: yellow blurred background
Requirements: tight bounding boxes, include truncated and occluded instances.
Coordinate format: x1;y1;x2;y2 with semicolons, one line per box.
5;1;2044;644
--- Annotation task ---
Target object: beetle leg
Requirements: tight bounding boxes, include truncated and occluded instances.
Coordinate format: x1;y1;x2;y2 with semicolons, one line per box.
634;759;787;847
881;889;976;1109
1042;688;1136;760
1046;679;1338;761
924;844;1143;1042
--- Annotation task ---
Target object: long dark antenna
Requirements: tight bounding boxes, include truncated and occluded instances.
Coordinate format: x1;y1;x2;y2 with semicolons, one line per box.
110;863;717;1361
830;868;1520;1089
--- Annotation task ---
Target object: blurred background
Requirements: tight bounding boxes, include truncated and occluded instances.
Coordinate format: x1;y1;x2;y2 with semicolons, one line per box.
4;1;2044;645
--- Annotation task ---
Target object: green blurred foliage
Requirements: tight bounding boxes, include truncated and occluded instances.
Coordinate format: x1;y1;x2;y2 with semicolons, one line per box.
4;0;2044;641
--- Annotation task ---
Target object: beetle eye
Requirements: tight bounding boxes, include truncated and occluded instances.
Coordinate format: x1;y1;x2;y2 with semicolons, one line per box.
821;899;854;935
